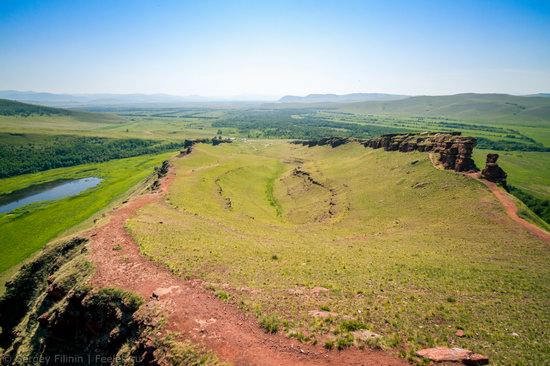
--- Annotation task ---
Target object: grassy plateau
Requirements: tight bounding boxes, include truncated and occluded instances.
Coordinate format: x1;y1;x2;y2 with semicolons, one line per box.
127;141;550;365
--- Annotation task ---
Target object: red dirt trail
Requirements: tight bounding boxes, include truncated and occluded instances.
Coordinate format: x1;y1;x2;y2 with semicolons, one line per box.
86;168;408;366
467;172;550;243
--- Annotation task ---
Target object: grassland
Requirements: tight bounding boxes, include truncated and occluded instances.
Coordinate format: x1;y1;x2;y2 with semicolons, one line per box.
0;152;174;280
127;141;550;365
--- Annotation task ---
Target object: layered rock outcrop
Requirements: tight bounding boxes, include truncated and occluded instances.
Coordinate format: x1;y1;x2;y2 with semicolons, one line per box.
292;133;478;173
362;132;477;172
481;153;507;186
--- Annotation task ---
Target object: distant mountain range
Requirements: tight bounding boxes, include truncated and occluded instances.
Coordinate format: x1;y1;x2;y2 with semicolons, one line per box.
0;91;279;108
526;93;550;98
1;91;549;124
278;93;409;103
0;91;219;107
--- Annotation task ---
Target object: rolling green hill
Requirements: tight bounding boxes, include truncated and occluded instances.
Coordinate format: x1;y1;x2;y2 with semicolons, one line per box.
0;99;124;124
127;141;549;364
339;93;550;125
0;98;74;116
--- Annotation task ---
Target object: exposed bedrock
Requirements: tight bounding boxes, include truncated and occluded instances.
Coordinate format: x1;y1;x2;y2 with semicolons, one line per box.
292;133;478;173
481;153;507;186
362;132;477;172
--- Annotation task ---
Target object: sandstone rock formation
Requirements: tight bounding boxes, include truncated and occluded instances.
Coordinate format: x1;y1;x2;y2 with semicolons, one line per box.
292;133;478;172
480;153;507;186
362;132;477;172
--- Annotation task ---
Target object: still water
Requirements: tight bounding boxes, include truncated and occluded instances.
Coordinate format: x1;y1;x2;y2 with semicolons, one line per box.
0;177;102;214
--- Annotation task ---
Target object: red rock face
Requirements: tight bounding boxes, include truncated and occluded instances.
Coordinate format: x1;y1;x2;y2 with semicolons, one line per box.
481;153;507;186
416;347;489;365
292;133;478;172
363;133;477;172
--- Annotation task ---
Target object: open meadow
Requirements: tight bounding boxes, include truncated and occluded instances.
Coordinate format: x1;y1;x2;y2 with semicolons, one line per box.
127;141;550;364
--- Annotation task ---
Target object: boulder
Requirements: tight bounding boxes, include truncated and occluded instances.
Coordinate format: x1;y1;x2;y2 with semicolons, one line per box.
416;347;488;365
481;153;507;186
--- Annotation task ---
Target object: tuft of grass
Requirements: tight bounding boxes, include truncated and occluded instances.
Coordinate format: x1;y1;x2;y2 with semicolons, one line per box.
215;290;230;301
324;340;334;349
259;314;280;334
340;320;368;332
336;334;354;350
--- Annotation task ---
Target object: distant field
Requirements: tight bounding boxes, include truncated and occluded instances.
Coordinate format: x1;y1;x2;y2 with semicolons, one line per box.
128;141;549;365
0;152;174;279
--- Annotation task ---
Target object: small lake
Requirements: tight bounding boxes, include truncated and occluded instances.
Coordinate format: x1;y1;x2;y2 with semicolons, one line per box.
0;177;102;214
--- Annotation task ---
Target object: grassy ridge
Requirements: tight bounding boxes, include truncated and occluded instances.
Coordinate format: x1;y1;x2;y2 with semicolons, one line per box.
128;141;549;364
0;152;174;276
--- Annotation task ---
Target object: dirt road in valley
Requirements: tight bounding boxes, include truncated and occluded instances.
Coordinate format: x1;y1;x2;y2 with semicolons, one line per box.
467;173;550;243
86;167;408;366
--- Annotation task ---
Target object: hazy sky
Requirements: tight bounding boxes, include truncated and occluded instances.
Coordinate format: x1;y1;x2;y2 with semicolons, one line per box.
1;0;549;96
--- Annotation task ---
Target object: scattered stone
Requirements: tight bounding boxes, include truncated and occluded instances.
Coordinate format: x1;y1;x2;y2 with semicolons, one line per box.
455;329;465;337
308;310;338;319
151;286;179;300
46;283;66;301
412;181;430;189
352;329;381;342
410;159;420;165
310;286;329;296
416;347;488;365
511;332;519;337
480;153;507;186
37;312;50;326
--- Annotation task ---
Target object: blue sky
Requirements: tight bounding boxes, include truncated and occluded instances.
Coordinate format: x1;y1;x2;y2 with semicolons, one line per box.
0;0;549;96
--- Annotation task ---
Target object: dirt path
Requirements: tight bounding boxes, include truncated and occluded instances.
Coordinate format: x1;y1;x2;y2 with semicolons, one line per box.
467;173;550;243
86;168;408;366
